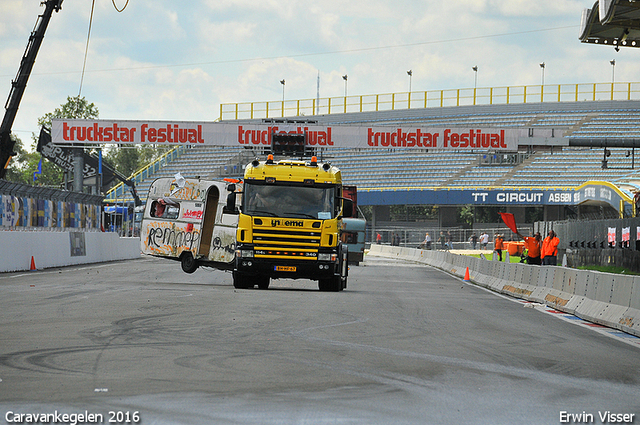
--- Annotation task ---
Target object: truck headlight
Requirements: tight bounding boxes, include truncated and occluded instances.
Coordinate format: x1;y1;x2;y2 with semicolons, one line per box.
237;249;254;258
318;253;337;262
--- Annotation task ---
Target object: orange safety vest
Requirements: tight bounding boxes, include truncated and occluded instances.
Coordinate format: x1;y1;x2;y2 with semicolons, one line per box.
494;237;504;250
523;236;541;258
541;236;559;258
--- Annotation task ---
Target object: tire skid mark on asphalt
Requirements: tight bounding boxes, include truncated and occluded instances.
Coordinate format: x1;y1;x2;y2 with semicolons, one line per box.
0;314;179;376
288;317;640;393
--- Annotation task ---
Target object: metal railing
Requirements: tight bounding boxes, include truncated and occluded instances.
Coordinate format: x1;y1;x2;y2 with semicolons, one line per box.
219;82;640;121
368;226;533;249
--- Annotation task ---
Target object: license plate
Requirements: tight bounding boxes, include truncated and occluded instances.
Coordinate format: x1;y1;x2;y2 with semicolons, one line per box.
275;266;296;272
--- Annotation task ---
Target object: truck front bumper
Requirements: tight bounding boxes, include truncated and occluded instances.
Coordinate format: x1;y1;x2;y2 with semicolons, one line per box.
235;257;340;280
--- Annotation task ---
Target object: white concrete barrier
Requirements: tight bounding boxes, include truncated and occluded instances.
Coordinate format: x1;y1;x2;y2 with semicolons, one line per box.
619;276;640;335
0;231;141;272
368;245;640;337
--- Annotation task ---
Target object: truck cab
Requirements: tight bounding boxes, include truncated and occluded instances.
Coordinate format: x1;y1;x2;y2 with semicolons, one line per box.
234;155;350;291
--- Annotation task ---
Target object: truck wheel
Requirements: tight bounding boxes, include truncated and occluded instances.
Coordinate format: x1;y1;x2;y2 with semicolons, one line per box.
318;276;341;292
257;276;270;290
233;271;252;289
180;253;198;274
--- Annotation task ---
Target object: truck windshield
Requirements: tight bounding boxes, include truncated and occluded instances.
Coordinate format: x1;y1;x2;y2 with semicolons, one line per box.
243;183;336;219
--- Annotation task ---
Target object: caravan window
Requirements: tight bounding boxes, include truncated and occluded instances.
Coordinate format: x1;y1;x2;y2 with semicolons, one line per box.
150;199;180;219
165;205;179;219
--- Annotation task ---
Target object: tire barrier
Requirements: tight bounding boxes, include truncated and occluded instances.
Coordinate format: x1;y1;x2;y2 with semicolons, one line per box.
368;244;640;337
0;231;141;272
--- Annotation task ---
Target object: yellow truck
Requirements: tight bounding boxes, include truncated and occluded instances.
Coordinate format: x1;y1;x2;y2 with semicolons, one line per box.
234;155;352;291
140;176;239;273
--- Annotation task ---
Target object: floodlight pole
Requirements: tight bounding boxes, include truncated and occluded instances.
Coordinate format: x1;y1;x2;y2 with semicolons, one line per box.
472;66;478;104
610;59;616;84
472;66;478;89
280;79;285;116
407;70;412;109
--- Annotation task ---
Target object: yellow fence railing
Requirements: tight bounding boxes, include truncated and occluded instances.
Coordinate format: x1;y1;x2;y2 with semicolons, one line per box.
104;145;187;202
219;82;640;121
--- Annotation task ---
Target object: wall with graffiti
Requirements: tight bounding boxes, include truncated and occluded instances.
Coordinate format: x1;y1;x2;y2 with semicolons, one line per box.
0;195;101;230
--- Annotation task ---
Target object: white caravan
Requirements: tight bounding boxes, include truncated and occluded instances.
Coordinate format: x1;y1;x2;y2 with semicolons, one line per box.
140;176;240;273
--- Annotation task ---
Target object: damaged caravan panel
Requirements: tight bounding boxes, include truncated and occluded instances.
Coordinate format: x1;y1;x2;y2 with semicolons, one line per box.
140;177;240;273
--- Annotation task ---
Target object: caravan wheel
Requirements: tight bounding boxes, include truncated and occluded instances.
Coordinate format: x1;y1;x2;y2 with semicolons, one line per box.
180;253;198;274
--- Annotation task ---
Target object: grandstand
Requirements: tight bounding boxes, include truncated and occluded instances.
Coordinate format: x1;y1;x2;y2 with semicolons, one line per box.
114;99;640;207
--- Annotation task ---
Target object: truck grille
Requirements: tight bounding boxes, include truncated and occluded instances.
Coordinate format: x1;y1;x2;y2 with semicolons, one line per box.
252;228;320;260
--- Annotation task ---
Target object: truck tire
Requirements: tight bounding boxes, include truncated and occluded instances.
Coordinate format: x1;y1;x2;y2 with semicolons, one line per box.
257;276;270;290
233;271;252;289
180;252;198;274
318;276;341;292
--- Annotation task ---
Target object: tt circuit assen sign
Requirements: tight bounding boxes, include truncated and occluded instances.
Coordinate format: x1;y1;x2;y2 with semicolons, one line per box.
359;182;634;213
359;189;577;206
51;119;523;151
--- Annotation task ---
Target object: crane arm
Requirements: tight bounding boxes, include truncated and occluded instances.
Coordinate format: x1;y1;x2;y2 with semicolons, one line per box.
0;0;63;178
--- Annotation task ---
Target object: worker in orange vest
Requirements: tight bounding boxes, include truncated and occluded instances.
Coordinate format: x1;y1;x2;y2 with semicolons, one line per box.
517;231;542;265
493;234;504;261
541;230;560;266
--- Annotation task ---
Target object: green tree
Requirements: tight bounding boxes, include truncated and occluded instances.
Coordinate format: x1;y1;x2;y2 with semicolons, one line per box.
104;146;140;177
458;205;475;226
4;96;100;186
4;134;29;184
38;95;99;132
34;96;99;185
4;133;64;186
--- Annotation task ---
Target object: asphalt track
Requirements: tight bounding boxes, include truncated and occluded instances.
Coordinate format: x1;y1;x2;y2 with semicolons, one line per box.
0;254;639;425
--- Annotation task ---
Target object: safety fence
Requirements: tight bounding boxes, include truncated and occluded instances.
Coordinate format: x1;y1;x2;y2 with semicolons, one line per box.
369;244;640;337
219;82;640;120
537;216;640;271
0;181;103;231
369;226;532;250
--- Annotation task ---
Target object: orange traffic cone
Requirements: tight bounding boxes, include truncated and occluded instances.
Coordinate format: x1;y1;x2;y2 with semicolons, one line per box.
464;267;470;281
30;256;36;271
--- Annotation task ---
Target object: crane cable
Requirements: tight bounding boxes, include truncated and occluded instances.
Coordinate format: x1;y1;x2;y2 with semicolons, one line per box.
79;0;129;96
112;0;129;13
78;0;96;97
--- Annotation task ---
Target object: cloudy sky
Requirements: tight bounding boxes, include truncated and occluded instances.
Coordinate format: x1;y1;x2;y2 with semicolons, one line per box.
0;0;636;145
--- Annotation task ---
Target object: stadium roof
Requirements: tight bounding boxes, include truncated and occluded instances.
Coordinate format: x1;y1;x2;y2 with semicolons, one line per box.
580;0;640;49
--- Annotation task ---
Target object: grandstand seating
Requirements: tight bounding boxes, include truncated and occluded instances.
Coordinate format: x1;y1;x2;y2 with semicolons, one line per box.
114;100;640;203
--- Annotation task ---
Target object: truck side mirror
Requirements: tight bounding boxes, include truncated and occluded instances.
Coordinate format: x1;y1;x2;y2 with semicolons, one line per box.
342;198;354;218
223;184;238;214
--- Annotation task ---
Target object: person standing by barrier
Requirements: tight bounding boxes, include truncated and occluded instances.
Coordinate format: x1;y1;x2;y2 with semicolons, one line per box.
542;230;560;265
376;232;382;244
480;232;489;250
517;231;542;265
438;232;447;250
420;232;431;249
493;234;504;261
470;233;478;250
